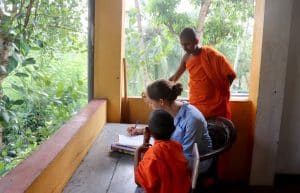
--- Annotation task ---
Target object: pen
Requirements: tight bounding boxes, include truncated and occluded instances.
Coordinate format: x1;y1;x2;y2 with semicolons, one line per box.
134;120;139;129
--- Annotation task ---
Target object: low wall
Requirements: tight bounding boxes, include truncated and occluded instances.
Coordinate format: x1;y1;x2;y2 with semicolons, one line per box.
0;99;107;193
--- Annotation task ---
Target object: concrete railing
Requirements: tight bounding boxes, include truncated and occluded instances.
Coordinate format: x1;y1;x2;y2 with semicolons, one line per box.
0;99;107;193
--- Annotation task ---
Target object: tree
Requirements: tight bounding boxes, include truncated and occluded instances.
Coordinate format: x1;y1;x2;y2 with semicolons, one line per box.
134;0;151;88
195;0;212;46
125;0;254;96
0;0;85;145
0;0;87;176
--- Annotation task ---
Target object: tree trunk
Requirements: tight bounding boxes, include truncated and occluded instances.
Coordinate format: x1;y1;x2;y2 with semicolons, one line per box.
196;0;212;46
1;2;8;147
134;0;150;87
0;36;9;79
135;0;143;37
0;34;9;147
0;127;2;148
233;43;241;72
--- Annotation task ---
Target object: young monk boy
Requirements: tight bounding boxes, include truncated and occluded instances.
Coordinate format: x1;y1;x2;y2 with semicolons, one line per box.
134;109;191;193
169;27;236;119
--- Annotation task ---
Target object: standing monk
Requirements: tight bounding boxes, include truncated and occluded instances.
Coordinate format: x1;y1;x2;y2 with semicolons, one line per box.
169;27;236;119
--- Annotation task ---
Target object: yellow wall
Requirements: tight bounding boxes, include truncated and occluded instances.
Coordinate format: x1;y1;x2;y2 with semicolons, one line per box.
228;99;254;182
126;97;152;124
248;0;264;138
94;0;124;122
249;0;264;106
26;101;107;193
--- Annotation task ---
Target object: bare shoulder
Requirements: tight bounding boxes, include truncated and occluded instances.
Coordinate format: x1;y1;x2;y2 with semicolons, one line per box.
182;53;191;62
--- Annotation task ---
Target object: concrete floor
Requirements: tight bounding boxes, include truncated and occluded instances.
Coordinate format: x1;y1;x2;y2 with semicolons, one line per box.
62;123;300;193
63;123;137;193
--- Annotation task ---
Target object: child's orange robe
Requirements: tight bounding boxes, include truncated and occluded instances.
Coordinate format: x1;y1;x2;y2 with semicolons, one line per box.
135;140;191;193
186;46;236;119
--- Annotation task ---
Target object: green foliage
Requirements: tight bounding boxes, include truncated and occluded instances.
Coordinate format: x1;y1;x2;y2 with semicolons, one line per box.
125;0;254;96
146;0;195;35
0;0;87;177
125;1;191;95
0;52;87;177
203;0;254;93
1;0;87;76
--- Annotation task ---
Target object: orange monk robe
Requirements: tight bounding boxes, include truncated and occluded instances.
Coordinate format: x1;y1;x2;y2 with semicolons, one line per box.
187;46;236;180
186;46;236;119
135;140;191;193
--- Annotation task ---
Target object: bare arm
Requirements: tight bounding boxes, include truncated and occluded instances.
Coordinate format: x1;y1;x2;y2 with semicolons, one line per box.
134;146;142;172
134;145;150;186
134;146;142;185
134;127;151;185
134;127;151;168
168;53;189;82
127;127;145;136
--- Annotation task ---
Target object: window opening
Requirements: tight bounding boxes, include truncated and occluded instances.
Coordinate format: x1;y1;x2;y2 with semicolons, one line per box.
125;0;255;97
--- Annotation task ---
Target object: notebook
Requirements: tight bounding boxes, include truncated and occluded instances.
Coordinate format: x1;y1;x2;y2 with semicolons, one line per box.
111;134;154;155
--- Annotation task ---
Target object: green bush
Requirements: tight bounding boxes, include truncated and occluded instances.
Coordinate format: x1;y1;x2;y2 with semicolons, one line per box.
0;52;87;177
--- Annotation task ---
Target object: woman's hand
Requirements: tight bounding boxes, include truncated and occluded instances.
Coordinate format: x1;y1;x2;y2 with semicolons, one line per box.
127;127;145;136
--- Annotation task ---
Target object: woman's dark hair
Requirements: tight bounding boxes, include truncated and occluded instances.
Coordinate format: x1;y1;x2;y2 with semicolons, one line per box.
146;79;183;102
180;27;197;41
148;109;175;140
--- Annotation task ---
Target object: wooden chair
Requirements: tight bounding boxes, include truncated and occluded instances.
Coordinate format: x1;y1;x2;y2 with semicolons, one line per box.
196;116;237;191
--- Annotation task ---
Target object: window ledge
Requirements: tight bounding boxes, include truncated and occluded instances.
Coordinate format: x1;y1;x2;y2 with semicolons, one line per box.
127;96;250;102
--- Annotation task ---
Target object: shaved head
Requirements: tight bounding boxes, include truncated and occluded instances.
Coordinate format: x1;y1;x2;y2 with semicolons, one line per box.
180;27;197;41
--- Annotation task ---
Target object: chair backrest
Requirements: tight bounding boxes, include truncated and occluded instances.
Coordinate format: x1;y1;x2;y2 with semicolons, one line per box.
200;116;236;161
191;143;200;191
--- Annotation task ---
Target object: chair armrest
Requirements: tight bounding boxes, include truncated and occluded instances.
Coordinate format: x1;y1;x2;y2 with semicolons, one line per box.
199;143;231;161
200;116;236;161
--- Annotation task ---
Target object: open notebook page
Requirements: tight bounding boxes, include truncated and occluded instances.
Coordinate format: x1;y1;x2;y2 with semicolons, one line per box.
117;134;154;147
